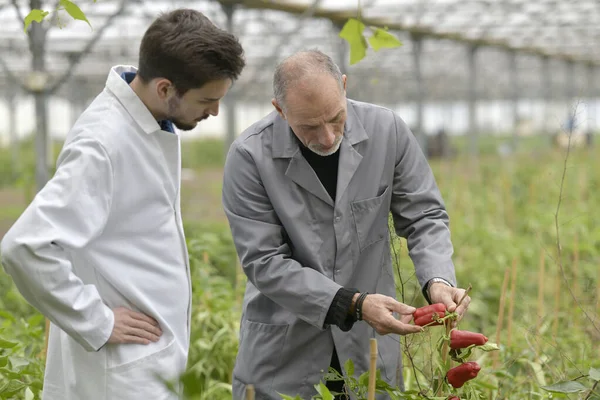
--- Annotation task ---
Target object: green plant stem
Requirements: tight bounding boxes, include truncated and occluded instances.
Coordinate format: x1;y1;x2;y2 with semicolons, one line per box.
584;381;599;400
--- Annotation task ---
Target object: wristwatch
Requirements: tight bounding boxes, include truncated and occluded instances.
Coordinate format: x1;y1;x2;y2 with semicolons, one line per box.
426;277;453;300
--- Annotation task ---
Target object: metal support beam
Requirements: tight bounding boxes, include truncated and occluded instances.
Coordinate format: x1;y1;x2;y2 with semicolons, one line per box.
542;56;552;134
6;79;20;179
221;2;238;155
333;22;349;76
467;44;478;157
565;60;575;111
411;33;426;155
588;63;597;134
509;50;519;150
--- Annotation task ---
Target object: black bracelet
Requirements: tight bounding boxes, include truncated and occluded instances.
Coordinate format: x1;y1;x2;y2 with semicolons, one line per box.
355;292;369;321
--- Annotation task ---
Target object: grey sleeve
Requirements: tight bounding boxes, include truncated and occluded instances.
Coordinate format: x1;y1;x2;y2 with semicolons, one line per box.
388;113;457;292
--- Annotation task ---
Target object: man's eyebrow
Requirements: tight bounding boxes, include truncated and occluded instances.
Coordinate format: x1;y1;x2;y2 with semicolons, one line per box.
328;110;345;122
202;97;221;101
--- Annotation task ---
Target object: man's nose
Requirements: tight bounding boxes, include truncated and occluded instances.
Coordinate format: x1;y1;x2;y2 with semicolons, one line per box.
319;127;336;148
208;102;220;116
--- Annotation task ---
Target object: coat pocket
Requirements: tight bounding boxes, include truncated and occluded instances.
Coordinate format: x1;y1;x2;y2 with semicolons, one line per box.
233;320;289;392
350;185;391;251
105;338;182;400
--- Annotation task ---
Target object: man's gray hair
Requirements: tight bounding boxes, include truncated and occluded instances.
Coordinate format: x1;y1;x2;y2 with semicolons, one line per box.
273;49;344;110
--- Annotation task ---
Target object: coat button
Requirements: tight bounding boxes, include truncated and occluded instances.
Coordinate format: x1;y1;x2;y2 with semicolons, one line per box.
334;216;341;222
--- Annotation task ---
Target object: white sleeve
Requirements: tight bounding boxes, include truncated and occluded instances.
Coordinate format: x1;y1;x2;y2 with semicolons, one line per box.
0;136;115;351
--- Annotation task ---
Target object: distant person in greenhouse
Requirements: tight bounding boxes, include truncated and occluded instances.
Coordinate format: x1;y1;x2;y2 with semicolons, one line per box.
0;8;245;400
222;49;471;400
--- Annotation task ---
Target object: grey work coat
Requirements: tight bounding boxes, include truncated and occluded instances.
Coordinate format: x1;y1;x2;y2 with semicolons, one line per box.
222;99;457;399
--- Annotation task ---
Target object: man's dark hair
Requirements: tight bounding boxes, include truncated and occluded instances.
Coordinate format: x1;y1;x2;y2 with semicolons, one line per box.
137;8;245;95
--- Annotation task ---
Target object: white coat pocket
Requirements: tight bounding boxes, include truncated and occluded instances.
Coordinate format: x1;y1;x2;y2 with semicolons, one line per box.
105;338;181;400
350;185;391;251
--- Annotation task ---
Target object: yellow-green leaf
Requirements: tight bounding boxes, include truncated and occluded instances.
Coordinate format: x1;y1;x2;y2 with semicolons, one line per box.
368;27;402;51
339;18;368;65
23;9;49;32
60;0;91;28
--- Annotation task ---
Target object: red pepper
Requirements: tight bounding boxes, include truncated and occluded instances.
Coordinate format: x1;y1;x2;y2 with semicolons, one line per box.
413;303;446;326
413;303;446;319
414;311;445;326
446;362;481;388
450;329;488;349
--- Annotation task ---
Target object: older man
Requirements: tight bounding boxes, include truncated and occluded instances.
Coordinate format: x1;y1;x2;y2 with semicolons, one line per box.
222;49;470;400
1;9;245;400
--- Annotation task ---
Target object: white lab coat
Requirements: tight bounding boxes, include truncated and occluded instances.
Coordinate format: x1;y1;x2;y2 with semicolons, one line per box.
0;65;192;400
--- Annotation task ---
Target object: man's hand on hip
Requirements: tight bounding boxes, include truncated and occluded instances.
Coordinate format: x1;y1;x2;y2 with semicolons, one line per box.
107;307;163;345
360;294;424;335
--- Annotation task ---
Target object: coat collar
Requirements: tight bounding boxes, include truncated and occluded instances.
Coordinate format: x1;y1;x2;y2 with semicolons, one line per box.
271;99;369;159
271;99;369;206
104;65;166;135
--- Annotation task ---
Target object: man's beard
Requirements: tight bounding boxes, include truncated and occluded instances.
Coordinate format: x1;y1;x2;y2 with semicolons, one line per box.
308;135;343;156
167;96;209;131
171;117;206;131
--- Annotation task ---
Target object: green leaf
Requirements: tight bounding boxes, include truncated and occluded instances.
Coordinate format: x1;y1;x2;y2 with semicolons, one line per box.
339;18;367;65
278;394;303;400
527;360;546;387
9;356;30;371
315;382;334;400
590;367;600;382
0;337;18;349
478;342;500;351
541;380;588;393
25;387;35;400
344;358;354;377
27;314;45;327
358;370;369;387
59;0;91;28
368;27;402;51
23;9;49;32
0;379;27;395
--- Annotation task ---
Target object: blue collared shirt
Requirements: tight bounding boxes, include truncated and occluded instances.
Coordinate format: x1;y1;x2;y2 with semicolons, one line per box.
120;71;175;134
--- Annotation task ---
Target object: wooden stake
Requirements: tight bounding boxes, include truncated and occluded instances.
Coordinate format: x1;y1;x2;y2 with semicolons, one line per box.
573;232;580;307
494;268;510;368
528;179;536;205
597;264;600;326
246;384;255;400
42;318;50;359
506;257;518;347
536;251;546;334
202;251;209;264
368;338;377;400
552;261;561;341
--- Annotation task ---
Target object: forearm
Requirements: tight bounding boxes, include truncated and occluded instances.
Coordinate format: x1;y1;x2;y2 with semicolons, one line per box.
1;240;114;351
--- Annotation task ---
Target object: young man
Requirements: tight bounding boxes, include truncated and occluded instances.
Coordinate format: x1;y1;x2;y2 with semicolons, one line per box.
222;49;470;399
1;9;245;400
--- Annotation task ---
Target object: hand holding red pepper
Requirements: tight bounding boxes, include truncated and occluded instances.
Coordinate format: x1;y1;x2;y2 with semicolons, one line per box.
428;283;471;328
360;294;425;335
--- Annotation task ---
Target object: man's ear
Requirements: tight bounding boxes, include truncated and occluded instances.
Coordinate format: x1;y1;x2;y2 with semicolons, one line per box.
156;78;174;100
271;98;286;119
342;74;347;93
